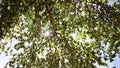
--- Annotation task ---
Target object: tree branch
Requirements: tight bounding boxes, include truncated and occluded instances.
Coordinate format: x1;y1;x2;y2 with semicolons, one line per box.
45;4;58;38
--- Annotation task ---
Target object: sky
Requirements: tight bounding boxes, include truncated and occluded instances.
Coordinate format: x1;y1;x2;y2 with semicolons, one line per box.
0;0;120;68
0;53;10;67
97;55;120;68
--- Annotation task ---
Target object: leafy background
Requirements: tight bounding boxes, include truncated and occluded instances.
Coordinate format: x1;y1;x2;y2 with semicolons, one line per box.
0;0;120;68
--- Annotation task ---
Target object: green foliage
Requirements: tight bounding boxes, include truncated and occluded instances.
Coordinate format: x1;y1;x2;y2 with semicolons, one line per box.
0;0;120;68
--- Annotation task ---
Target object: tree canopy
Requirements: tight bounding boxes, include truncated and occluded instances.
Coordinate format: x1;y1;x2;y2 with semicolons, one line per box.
0;0;120;68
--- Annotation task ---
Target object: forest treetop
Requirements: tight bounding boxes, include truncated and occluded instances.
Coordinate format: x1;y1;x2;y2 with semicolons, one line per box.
0;0;120;68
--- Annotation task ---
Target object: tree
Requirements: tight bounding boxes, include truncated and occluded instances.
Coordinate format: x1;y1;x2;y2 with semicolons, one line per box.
0;0;120;68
